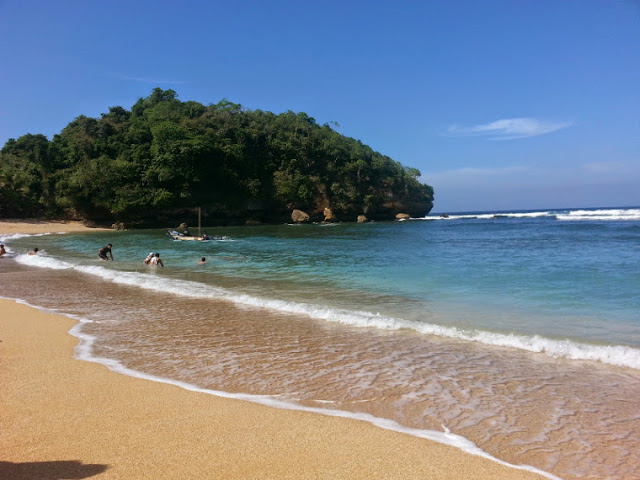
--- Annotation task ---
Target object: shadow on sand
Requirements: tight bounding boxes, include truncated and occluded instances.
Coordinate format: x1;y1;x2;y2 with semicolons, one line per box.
0;460;108;479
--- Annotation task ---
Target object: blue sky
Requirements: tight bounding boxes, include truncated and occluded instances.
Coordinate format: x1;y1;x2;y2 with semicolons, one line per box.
1;1;638;213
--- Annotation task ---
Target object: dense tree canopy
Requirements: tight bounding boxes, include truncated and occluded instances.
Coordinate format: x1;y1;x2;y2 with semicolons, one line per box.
0;89;433;225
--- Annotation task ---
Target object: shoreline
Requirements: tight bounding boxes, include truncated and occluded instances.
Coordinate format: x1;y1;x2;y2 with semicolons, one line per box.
0;219;552;479
0;298;549;479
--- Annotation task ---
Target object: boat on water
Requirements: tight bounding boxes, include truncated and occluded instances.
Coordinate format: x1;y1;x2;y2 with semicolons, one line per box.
167;207;210;241
166;229;210;241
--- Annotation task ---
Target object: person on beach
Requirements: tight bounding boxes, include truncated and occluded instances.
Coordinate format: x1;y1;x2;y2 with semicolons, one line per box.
143;252;154;264
0;244;6;256
98;244;113;261
28;248;39;255
149;252;164;267
198;257;206;265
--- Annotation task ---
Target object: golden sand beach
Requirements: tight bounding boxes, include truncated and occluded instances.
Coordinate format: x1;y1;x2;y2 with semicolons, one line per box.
0;218;111;235
0;220;546;479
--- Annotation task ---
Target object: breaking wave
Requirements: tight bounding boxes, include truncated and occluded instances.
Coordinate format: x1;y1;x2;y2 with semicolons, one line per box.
16;252;640;371
420;207;640;222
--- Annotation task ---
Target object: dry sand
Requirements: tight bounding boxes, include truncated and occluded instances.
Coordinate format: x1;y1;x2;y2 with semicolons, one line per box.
0;220;548;479
0;218;110;235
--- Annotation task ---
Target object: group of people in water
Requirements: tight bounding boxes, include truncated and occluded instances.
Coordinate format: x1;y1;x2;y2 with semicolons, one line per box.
0;241;204;268
0;244;39;257
143;251;164;267
97;243;206;267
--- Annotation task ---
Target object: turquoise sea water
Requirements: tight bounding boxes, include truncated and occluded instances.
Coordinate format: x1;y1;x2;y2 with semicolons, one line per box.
2;206;640;479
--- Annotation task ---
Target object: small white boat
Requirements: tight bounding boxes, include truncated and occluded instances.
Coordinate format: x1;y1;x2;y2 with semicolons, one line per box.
167;207;210;241
166;230;210;241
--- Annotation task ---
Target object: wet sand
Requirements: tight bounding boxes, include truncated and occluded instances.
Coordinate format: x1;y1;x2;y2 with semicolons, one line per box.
0;297;550;479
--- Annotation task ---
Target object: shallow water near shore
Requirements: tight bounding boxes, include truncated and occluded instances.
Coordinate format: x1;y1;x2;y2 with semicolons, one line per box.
2;206;640;479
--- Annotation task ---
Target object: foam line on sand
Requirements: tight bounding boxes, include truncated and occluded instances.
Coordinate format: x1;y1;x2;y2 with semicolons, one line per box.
0;298;552;479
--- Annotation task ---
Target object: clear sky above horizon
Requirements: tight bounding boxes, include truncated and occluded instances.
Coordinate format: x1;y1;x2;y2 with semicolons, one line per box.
1;0;638;213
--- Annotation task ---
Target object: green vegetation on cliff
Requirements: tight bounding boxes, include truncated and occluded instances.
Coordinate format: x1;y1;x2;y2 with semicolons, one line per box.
0;89;433;225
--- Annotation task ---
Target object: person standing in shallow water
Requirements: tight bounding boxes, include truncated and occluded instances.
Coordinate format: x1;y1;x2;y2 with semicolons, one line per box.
149;252;164;267
98;244;113;261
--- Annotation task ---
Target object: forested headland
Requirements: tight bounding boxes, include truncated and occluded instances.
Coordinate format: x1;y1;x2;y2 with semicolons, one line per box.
0;88;433;226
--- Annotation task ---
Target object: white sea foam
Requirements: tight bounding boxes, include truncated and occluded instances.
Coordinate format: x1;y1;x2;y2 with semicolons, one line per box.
0;232;52;242
421;207;640;222
0;294;562;480
416;211;555;220
214;235;237;242
556;208;640;221
16;253;75;270
15;253;640;371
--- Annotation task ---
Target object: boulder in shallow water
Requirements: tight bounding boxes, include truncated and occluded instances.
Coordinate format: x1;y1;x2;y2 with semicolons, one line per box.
291;209;310;223
395;213;410;220
357;215;368;223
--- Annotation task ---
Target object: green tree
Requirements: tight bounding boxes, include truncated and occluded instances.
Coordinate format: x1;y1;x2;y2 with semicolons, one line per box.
0;88;434;223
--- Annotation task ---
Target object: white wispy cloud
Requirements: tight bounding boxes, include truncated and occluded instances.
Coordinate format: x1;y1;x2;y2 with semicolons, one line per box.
112;73;191;85
581;161;625;174
446;117;572;140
